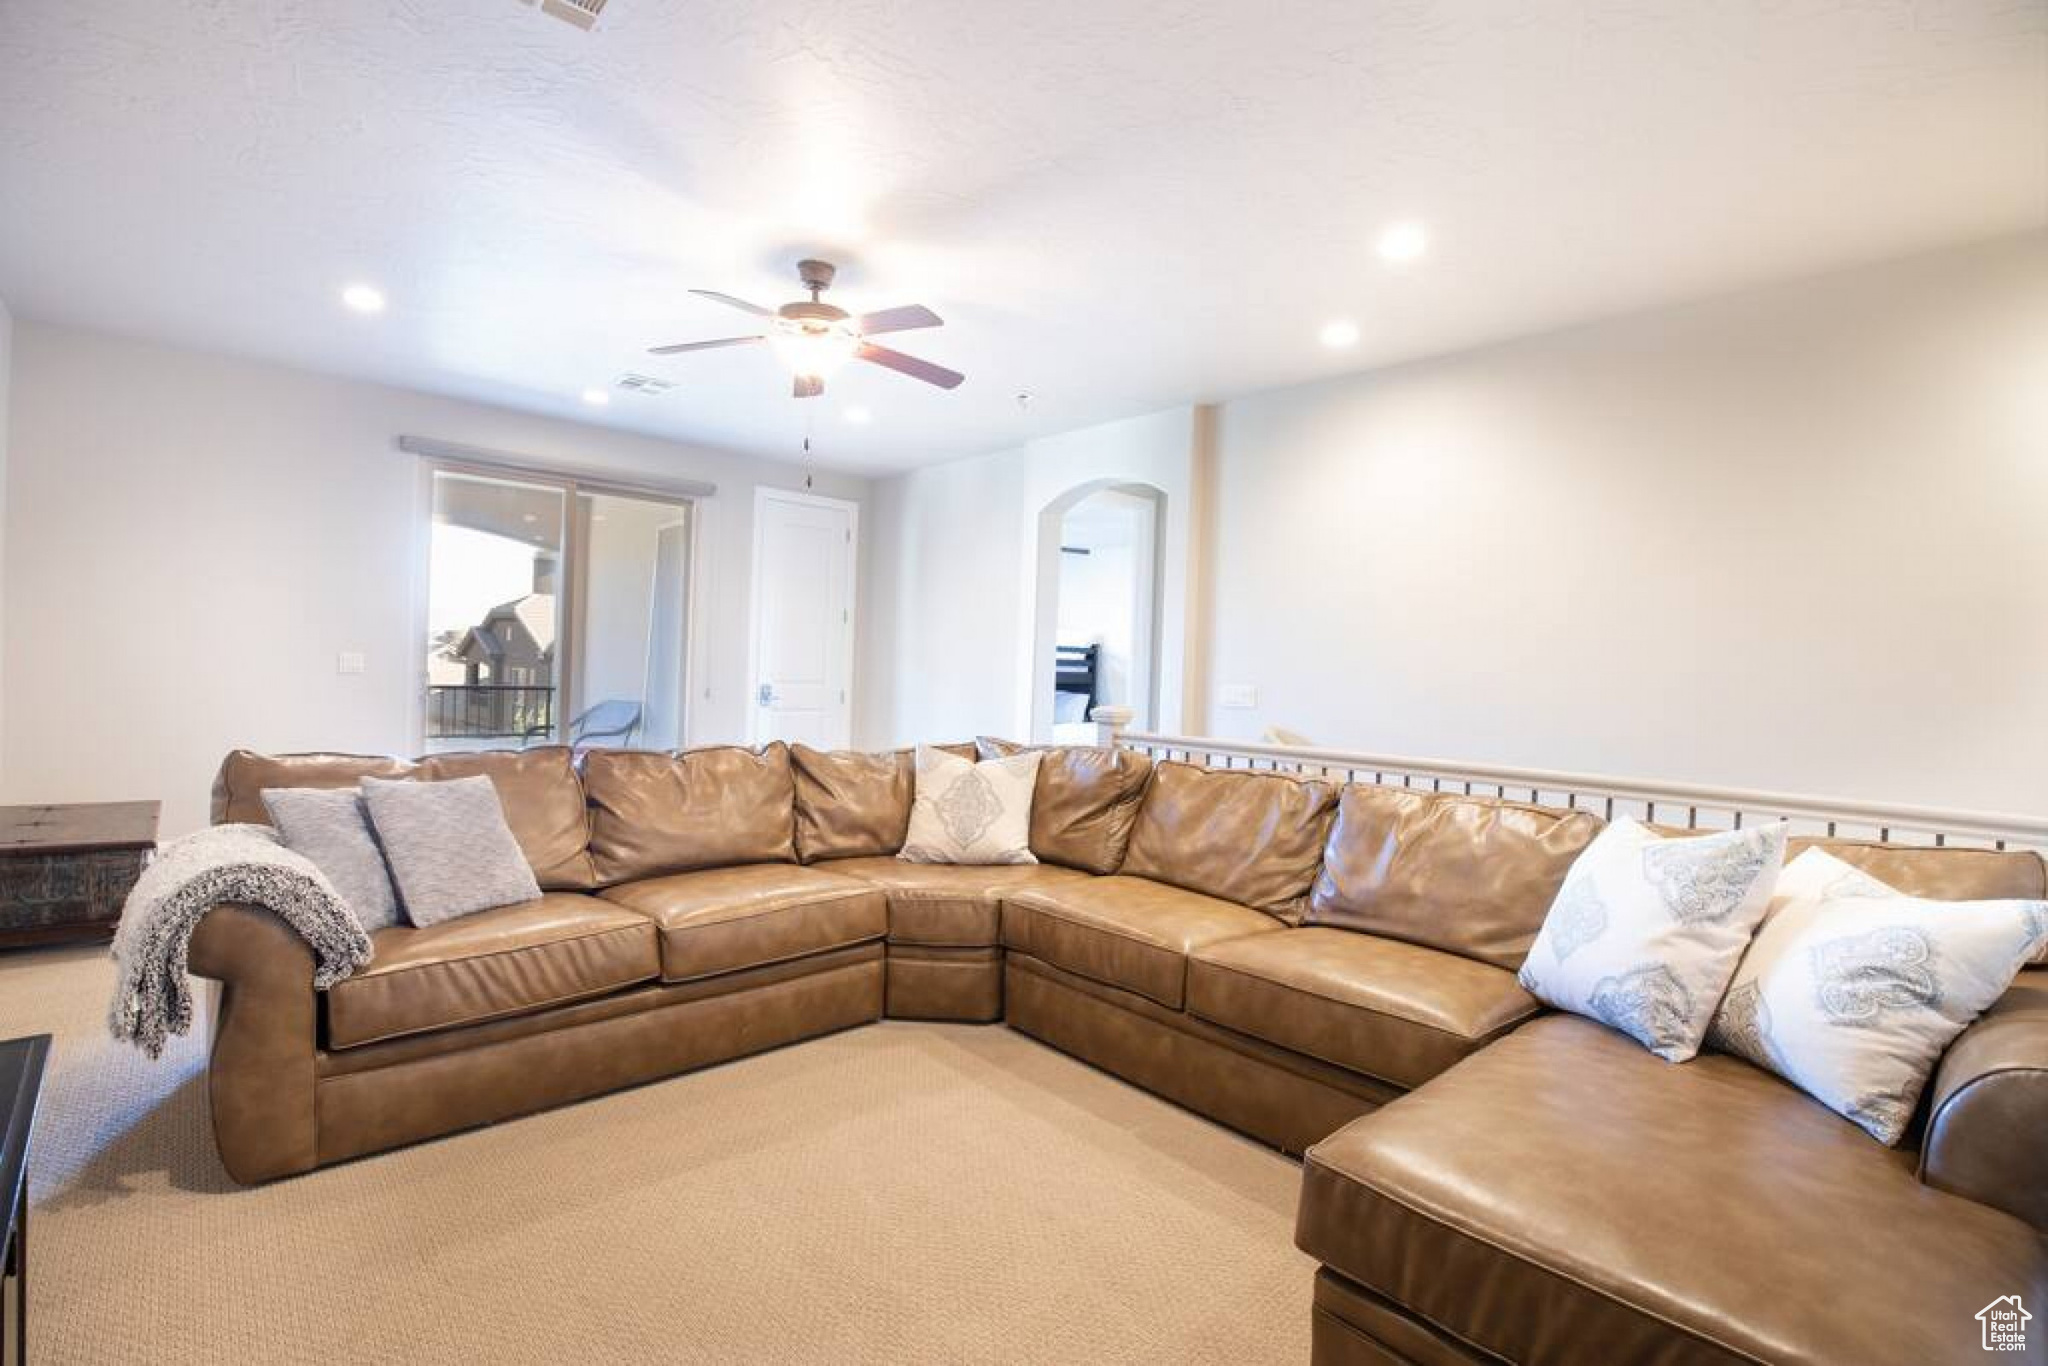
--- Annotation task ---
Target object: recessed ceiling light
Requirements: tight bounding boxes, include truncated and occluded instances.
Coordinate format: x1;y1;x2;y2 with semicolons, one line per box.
522;513;538;524
340;283;386;314
1319;320;1361;349
581;388;611;407
843;406;872;425
1376;221;1428;265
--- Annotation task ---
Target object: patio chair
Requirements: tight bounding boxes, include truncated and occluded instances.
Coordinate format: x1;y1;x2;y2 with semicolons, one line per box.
524;698;642;749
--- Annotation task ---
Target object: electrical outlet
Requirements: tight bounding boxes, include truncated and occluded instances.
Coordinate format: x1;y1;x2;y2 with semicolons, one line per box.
336;651;366;676
1219;684;1257;709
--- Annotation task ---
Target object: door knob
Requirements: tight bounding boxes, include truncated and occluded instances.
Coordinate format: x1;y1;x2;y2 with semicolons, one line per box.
757;683;775;706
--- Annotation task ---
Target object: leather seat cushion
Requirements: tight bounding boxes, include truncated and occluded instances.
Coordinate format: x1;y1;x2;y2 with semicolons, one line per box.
826;856;1090;945
599;863;885;982
1003;875;1284;1008
1297;1015;2048;1366
1188;927;1539;1090
325;893;657;1050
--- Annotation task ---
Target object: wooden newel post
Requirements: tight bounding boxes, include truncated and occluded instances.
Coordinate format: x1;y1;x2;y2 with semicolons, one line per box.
1090;705;1135;749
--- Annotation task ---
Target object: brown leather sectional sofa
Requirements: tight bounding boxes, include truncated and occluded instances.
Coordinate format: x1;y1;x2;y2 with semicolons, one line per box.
195;741;2048;1365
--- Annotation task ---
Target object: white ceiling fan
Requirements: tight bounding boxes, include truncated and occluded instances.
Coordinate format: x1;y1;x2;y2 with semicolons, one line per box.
649;259;965;399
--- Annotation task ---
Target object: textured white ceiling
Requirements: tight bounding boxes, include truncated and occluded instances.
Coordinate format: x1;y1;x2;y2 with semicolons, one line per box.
1;1;2042;474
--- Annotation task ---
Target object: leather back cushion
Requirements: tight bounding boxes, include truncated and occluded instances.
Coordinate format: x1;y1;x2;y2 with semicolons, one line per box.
788;742;982;863
411;750;598;890
977;739;1154;874
791;745;914;862
1790;837;2048;966
582;744;796;883
1121;761;1338;920
1308;784;1605;970
212;747;596;889
1787;837;2046;901
213;751;407;824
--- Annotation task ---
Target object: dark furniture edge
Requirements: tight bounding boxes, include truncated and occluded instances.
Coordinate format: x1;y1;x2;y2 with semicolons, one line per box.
0;1033;52;1245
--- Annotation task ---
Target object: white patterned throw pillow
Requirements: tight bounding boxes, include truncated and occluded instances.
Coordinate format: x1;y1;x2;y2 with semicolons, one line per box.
899;745;1044;865
1706;848;2047;1144
1519;818;1787;1062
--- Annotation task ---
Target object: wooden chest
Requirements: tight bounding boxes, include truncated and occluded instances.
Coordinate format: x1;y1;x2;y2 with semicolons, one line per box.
0;802;160;949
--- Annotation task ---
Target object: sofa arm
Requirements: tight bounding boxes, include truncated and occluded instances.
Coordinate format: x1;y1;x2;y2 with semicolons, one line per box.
188;904;320;1183
1920;970;2048;1231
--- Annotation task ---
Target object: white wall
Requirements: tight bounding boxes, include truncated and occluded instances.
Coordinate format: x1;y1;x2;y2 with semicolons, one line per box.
862;232;2048;814
859;444;1028;745
858;407;1200;747
2;322;865;832
0;293;11;778
1202;233;2048;812
15;235;2043;832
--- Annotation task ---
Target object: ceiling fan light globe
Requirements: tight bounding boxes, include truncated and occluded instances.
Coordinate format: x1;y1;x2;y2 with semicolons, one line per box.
770;319;859;378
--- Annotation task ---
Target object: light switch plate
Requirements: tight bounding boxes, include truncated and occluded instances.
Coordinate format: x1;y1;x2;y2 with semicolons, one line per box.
1219;684;1257;709
336;651;366;676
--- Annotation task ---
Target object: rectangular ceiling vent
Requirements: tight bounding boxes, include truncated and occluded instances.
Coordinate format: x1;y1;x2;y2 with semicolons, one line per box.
516;0;606;32
615;373;675;395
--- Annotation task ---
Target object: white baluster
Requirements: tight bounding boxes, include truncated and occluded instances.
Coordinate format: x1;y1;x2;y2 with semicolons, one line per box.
1090;705;1135;750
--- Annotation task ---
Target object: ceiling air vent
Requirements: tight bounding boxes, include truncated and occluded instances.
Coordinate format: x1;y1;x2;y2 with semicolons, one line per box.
615;373;676;395
516;0;606;31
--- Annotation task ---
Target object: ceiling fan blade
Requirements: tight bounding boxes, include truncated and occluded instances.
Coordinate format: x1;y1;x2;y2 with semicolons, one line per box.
689;289;774;317
856;342;965;389
794;374;825;399
855;304;943;336
647;335;764;355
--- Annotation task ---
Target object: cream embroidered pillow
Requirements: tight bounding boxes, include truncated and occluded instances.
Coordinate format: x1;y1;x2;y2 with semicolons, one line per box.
1518;818;1787;1062
899;745;1044;865
1707;848;2047;1144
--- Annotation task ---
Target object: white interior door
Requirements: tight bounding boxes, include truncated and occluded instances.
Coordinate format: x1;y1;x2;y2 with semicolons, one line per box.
749;488;856;748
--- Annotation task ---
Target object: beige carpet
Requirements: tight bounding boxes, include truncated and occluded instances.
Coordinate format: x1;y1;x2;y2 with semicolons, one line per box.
0;943;1311;1364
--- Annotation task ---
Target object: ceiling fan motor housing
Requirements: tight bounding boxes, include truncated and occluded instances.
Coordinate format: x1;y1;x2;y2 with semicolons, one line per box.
781;300;850;323
796;258;837;293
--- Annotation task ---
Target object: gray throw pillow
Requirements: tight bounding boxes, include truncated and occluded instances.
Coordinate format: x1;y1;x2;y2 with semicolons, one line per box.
359;775;541;927
260;787;401;932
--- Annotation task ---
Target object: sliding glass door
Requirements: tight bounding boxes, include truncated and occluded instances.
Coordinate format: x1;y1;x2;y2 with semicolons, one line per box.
422;466;691;754
570;492;691;751
425;471;567;750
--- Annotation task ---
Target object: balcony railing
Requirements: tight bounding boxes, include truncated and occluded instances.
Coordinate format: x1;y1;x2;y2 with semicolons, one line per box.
426;685;555;740
1089;712;2048;854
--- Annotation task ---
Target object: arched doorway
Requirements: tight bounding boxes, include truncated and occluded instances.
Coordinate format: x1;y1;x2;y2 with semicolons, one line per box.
1029;481;1165;742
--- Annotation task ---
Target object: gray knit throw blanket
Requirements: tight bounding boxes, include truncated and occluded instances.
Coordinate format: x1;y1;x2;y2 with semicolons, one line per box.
109;823;373;1059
